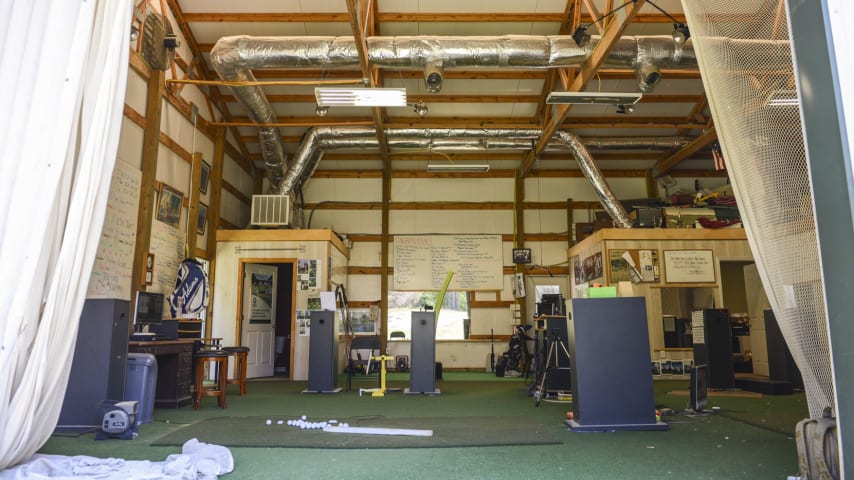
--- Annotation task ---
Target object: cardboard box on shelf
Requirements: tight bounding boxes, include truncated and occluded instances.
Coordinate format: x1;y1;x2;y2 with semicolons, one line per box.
663;207;716;229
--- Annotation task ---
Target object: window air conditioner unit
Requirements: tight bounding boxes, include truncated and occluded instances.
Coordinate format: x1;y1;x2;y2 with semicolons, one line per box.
250;195;292;227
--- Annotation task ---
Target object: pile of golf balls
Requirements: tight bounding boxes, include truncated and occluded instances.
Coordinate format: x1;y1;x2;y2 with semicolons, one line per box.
265;415;349;430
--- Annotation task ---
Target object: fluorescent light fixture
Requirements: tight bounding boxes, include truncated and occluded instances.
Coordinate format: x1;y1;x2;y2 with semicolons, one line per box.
427;163;490;172
546;91;643;105
765;89;798;107
315;87;407;107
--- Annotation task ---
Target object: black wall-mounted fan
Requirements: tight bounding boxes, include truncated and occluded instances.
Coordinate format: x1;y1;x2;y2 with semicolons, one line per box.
141;12;179;71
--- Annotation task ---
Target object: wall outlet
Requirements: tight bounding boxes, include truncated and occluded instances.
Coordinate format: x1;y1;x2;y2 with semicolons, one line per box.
660;351;667;359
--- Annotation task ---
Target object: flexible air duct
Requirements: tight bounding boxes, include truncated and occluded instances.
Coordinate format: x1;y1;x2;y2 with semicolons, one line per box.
554;131;633;228
209;35;699;194
278;127;633;229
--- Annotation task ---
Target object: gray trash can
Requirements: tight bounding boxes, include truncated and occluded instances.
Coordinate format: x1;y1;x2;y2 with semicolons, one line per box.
125;353;157;425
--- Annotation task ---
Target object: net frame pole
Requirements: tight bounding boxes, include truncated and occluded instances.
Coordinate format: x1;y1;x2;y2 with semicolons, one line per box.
787;0;854;475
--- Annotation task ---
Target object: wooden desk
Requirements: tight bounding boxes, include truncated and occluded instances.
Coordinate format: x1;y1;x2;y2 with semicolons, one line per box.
129;339;196;408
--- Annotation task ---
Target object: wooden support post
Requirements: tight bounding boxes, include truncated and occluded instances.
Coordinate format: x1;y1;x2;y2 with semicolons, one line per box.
186;152;203;257
514;171;527;326
131;70;165;329
205;127;227;340
566;198;574;251
380;162;391;352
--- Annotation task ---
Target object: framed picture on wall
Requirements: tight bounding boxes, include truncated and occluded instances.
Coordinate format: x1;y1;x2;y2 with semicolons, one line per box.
512;248;531;264
199;160;211;195
155;183;183;228
197;203;208;235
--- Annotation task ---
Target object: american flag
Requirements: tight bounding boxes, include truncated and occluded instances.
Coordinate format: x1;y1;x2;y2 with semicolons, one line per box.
712;143;726;171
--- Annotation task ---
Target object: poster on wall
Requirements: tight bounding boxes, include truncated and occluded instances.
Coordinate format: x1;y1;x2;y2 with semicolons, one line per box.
608;249;660;283
249;272;274;324
573;256;584;284
576;251;604;282
297;310;311;336
298;259;319;290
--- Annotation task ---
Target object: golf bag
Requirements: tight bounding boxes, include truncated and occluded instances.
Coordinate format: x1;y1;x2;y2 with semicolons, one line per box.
795;407;839;480
494;325;532;377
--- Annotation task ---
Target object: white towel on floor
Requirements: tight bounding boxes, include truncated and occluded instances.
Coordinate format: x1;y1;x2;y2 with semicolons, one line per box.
0;438;233;479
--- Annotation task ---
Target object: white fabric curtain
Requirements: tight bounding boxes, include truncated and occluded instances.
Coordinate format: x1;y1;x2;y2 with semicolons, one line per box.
0;0;133;469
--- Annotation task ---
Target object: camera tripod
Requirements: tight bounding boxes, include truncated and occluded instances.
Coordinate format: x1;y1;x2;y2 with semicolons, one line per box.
533;328;572;407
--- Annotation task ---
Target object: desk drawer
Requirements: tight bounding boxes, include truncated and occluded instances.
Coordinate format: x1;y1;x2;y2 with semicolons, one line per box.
181;353;194;369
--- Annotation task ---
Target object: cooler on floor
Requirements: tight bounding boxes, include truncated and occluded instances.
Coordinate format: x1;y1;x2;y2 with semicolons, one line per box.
125;353;158;425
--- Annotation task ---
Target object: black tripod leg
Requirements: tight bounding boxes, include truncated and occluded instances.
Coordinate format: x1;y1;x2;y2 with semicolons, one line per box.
535;342;555;407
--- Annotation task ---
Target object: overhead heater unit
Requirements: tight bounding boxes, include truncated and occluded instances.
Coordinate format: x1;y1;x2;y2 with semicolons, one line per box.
545;92;643;105
251;195;292;227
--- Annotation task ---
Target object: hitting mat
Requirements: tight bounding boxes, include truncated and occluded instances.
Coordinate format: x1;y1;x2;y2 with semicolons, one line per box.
152;415;564;449
667;389;763;398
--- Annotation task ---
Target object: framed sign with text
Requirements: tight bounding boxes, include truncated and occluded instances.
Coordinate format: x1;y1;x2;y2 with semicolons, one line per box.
663;250;715;283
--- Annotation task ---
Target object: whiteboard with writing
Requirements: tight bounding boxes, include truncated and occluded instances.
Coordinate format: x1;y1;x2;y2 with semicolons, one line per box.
86;159;140;300
394;235;503;291
664;250;716;283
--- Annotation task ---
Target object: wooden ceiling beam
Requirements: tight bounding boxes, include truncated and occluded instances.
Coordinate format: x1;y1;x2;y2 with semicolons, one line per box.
521;0;646;176
249;151;704;163
182;12;684;23
582;0;605;34
654;125;717;176
165;0;253;165
243;68;701;80
220;94;543;104
242;150;690;162
536;0;581;126
222;114;703;129
678;97;709;135
344;0;390;157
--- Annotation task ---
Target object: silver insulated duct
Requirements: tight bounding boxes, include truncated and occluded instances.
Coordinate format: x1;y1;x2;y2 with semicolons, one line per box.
554;131;633;228
209;34;699;224
280;127;636;229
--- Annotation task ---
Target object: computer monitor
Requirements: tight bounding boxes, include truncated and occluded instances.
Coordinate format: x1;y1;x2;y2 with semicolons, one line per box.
133;291;164;333
690;364;709;412
538;293;565;316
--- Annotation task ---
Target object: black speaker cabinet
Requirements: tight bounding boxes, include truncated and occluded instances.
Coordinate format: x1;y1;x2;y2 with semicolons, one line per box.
307;310;338;392
409;311;439;394
764;309;803;388
692;309;735;390
57;299;129;431
567;297;666;431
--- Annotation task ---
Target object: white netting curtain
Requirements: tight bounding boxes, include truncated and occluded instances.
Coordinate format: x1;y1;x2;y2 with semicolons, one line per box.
0;0;132;469
681;0;834;417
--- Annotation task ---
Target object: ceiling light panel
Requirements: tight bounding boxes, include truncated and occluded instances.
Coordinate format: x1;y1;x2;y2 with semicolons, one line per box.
546;92;643;105
315;87;407;107
426;163;490;172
